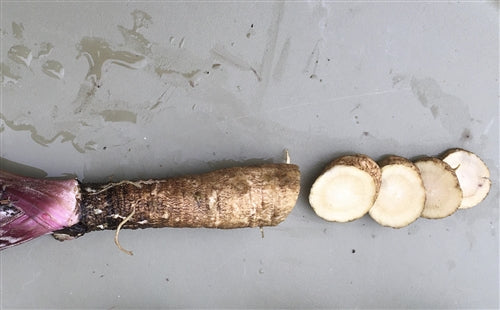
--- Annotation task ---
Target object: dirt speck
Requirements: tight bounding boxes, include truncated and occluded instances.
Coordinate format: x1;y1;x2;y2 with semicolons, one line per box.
460;128;472;141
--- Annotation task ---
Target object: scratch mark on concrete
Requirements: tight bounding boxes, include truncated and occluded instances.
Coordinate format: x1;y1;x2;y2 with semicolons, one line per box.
255;1;285;105
211;44;261;81
272;37;291;81
219;88;409;124
304;39;321;78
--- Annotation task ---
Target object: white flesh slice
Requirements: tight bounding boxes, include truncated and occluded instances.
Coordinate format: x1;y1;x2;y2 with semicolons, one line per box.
309;155;381;222
442;148;491;209
414;157;462;219
369;156;426;228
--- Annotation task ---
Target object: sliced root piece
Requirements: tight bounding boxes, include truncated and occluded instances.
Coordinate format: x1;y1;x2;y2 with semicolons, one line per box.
414;157;462;219
309;154;381;222
369;156;426;228
441;148;491;209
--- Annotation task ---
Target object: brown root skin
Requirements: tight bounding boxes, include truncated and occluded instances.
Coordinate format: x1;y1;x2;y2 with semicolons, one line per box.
75;164;300;234
325;154;382;193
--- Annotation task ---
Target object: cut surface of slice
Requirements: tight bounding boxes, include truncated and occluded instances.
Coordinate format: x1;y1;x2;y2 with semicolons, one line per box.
441;148;491;209
369;156;426;228
414;157;462;219
309;155;381;222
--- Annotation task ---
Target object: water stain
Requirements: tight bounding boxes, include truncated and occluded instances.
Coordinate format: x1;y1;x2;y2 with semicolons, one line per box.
73;82;98;114
131;9;153;30
7;45;33;67
0;157;47;178
155;67;200;80
35;42;54;59
430;105;439;118
76;36;147;83
116;10;153;55
0;62;21;85
11;22;24;40
99;110;137;123
0;114;87;153
2;9;217;152
410;77;471;136
112;10;210;88
117;26;152;55
41;60;64;79
151;40;212;88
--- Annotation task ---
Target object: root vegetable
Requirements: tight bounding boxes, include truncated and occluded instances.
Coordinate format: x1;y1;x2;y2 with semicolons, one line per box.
0;163;300;251
441;148;491;209
414;157;462;219
369;156;426;228
309;155;381;222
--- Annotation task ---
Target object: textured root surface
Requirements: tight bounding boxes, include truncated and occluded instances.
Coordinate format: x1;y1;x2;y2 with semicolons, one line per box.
80;164;300;231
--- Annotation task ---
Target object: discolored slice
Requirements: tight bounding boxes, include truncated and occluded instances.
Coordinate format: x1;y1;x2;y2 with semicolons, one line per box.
441;148;491;209
414;157;462;219
369;156;426;228
309;155;381;222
